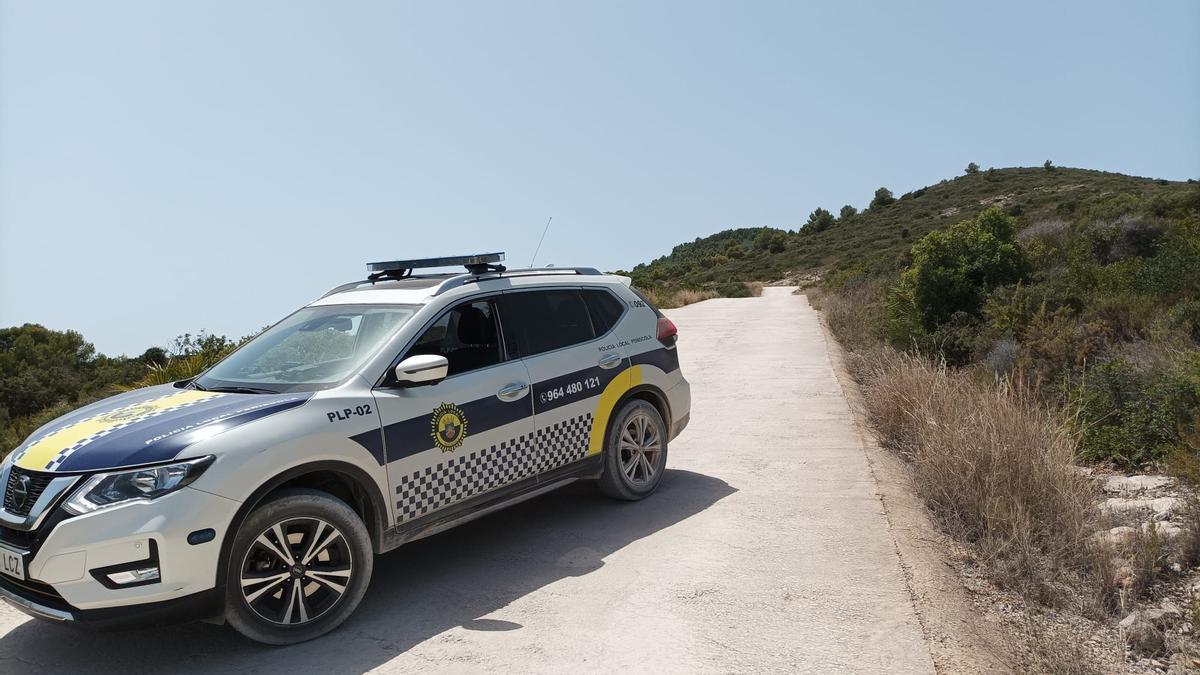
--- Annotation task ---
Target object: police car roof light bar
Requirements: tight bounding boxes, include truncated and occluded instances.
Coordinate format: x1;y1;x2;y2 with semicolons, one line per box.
366;252;506;281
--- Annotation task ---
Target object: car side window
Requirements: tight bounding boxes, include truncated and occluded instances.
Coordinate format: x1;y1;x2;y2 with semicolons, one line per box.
499;290;596;357
582;289;625;336
406;299;503;376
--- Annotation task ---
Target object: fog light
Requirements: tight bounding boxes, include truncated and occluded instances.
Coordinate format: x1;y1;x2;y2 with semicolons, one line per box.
106;566;160;585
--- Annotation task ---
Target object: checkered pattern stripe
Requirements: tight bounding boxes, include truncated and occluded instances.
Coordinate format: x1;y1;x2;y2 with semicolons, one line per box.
396;413;593;523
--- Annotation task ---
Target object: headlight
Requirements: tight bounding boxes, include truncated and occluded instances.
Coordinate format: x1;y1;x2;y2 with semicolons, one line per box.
63;457;214;515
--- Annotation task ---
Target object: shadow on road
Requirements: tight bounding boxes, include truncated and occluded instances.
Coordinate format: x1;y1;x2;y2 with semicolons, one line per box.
0;469;735;674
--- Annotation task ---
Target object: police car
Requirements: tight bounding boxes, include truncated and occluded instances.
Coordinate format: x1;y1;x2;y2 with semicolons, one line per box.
0;253;691;644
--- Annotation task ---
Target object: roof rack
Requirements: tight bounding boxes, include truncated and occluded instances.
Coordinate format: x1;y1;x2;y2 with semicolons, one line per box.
366;252;506;281
319;255;605;300
431;266;602;295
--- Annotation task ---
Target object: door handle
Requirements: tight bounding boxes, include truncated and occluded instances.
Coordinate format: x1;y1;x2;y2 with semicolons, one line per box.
497;382;530;402
598;354;623;370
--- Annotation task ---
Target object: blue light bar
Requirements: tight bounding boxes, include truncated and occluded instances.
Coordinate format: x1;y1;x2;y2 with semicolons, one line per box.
367;252;505;273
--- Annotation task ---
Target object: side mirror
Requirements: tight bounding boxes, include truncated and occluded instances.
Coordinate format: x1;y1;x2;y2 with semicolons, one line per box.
393;354;449;387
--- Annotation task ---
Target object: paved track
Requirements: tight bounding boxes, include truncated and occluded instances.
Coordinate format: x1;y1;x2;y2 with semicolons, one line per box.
0;287;933;674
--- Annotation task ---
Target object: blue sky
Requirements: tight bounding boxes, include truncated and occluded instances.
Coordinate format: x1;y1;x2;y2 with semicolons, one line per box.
2;0;1198;355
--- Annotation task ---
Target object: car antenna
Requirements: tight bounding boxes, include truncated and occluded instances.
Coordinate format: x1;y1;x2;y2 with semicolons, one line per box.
529;216;553;267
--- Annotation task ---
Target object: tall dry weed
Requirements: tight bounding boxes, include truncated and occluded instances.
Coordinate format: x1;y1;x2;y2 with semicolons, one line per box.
860;348;1102;602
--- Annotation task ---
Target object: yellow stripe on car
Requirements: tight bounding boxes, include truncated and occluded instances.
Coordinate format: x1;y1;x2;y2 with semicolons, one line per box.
14;390;223;471
587;365;643;456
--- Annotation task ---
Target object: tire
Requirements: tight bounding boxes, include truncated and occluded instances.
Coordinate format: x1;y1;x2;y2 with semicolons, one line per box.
598;399;669;500
224;488;373;645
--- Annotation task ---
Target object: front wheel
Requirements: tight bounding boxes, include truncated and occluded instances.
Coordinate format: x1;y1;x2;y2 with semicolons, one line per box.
224;488;373;645
598;400;668;500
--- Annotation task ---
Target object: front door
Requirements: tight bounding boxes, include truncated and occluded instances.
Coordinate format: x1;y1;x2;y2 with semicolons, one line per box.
372;296;534;526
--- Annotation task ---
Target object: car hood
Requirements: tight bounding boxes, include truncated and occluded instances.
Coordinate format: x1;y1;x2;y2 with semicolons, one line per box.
9;385;312;473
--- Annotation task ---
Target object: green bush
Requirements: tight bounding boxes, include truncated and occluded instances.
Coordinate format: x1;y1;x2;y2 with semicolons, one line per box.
714;282;753;298
892;207;1028;332
1075;352;1200;468
1169;299;1200;342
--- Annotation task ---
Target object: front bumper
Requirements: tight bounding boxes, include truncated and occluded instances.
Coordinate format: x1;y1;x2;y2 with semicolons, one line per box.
0;485;239;627
0;582;221;630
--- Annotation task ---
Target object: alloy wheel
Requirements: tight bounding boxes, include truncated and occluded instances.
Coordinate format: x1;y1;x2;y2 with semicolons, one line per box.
618;410;663;486
239;517;354;626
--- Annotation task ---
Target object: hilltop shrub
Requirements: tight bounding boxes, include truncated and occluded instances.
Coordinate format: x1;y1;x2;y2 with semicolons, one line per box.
753;229;788;253
805;208;836;233
891;207;1028;334
870;187;895;209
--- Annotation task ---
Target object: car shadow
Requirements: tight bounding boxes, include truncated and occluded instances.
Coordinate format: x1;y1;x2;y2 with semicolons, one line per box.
0;469;735;674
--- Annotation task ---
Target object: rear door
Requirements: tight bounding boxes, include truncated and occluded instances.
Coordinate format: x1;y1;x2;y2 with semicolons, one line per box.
372;295;535;526
497;287;634;477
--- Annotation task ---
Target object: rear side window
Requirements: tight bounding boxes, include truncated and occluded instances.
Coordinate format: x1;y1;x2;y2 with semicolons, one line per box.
629;287;664;317
500;290;596;357
582;289;625;336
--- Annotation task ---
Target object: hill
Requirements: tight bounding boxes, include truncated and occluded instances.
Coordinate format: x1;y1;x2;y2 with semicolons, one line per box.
625;166;1198;298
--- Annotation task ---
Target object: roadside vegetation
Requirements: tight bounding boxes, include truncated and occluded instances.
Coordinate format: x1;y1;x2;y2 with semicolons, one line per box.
0;329;245;455
802;169;1200;670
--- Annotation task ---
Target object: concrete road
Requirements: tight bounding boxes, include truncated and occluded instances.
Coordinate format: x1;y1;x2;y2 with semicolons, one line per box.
0;287;934;674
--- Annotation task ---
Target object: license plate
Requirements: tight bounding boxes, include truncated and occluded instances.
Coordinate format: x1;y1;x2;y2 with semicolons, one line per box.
0;546;25;581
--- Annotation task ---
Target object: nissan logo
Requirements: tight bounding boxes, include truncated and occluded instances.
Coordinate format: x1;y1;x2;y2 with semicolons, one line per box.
10;475;31;510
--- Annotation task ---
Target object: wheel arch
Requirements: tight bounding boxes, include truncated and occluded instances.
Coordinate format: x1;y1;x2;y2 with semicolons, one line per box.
605;384;671;449
214;460;389;601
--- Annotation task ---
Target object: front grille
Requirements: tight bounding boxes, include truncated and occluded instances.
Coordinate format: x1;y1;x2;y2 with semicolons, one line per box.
3;467;54;517
0;526;36;550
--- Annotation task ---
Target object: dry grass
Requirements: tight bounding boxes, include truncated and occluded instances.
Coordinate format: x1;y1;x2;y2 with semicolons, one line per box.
806;279;886;352
640;287;719;309
858;348;1105;605
746;281;764;297
1020;620;1108;675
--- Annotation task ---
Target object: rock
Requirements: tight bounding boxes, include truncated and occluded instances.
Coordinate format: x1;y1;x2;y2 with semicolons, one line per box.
1143;521;1183;540
1144;604;1182;626
1124;614;1164;655
1103;497;1155;516
1106;526;1139;545
1105;475;1174;495
1151;497;1185;520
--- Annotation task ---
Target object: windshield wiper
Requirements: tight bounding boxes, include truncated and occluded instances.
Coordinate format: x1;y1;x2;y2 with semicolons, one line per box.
199;385;280;395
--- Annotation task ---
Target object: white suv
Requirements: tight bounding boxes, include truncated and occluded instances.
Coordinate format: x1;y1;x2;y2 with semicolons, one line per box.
0;253;690;644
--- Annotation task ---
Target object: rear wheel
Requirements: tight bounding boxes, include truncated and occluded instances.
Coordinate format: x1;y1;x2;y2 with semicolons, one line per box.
598;400;668;500
224;488;373;645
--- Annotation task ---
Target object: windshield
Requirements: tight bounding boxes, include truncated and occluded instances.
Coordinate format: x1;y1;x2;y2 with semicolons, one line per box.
194;304;420;393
